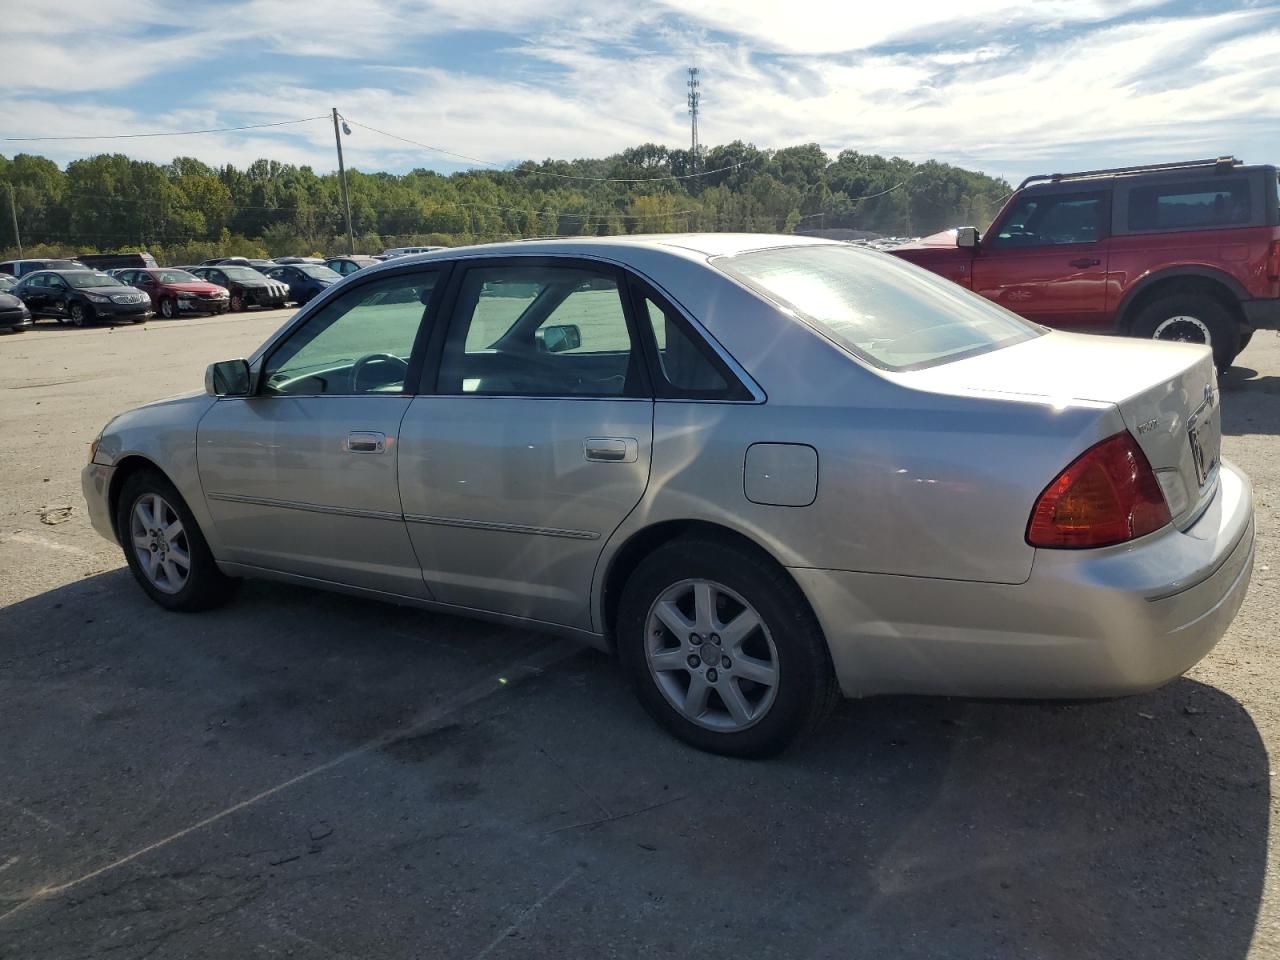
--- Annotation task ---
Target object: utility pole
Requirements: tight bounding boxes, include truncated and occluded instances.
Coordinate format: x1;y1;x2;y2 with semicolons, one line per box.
687;67;701;171
5;184;21;258
332;107;355;255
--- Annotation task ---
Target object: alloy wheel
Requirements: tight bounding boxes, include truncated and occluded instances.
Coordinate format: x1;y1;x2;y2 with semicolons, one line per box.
1153;315;1211;346
129;493;191;594
644;578;780;731
161;298;177;318
70;303;85;327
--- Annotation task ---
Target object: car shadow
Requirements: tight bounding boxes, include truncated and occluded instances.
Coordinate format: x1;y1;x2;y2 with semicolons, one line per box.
0;570;1267;959
1220;364;1280;436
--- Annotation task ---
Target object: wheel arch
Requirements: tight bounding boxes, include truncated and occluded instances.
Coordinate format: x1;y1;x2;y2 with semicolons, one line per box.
596;518;812;652
107;454;169;541
1115;267;1249;333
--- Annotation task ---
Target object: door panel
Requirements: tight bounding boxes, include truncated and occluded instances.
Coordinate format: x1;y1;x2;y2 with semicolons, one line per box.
973;190;1110;328
197;396;427;596
398;396;652;627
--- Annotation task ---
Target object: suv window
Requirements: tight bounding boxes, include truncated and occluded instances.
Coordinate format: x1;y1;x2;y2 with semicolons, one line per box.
439;265;640;397
1127;178;1252;232
989;191;1106;248
263;270;440;396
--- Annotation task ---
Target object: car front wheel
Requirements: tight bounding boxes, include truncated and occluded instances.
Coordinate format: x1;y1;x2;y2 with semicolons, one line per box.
230;291;245;312
160;297;178;319
617;536;839;758
116;470;238;612
69;302;89;327
1131;293;1240;372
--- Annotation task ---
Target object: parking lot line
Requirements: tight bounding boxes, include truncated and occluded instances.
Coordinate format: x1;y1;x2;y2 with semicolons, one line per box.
0;636;582;927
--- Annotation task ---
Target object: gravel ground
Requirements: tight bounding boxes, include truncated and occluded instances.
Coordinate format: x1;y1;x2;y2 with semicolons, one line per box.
0;311;1278;959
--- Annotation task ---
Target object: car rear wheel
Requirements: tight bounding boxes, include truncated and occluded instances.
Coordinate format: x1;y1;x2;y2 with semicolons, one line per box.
160;297;177;319
69;302;89;327
116;470;238;612
1131;293;1240;372
617;536;839;758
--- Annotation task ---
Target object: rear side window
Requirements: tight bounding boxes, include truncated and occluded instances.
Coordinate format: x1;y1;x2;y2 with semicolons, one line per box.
1127;178;1252;232
717;245;1041;372
638;293;749;400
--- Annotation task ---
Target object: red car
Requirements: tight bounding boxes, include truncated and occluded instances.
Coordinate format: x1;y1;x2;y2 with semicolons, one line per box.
114;267;230;319
889;157;1280;370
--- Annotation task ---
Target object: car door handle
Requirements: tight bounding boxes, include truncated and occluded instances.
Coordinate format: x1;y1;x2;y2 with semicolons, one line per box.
584;438;638;463
1069;258;1101;268
346;431;386;454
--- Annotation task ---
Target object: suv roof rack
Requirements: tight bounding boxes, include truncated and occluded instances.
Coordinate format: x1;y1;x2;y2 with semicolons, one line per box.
1017;156;1241;190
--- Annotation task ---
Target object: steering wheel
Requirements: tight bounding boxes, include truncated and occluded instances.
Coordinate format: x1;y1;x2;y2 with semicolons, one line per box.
352;353;409;393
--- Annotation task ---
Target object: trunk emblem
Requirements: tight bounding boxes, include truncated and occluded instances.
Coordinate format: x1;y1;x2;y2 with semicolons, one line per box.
1137;418;1158;434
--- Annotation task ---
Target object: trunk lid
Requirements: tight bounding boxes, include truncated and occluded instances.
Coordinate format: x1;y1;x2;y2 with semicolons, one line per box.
898;331;1220;526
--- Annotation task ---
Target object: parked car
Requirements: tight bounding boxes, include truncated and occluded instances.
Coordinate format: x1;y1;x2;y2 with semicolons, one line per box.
889;156;1280;370
0;258;82;278
382;246;445;258
15;269;150;325
82;235;1253;757
0;286;32;331
199;257;277;269
262;262;342;305
325;255;380;276
75;252;159;272
187;265;289;312
116;268;231;318
271;256;324;265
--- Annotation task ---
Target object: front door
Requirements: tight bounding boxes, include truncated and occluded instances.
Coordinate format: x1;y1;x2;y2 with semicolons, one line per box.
971;189;1111;329
398;259;653;629
197;266;445;597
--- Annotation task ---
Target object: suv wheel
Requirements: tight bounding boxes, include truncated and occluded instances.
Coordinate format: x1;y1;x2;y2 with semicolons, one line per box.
616;536;839;758
116;470;238;612
1131;293;1240;371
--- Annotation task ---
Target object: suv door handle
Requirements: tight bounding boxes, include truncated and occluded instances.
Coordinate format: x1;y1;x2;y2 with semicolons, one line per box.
584;437;638;463
346;431;386;454
1069;258;1101;268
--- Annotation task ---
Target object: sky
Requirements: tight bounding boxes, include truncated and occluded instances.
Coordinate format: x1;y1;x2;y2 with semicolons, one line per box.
3;0;1278;185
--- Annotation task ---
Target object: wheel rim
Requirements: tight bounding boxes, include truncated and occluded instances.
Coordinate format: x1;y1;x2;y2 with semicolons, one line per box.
1153;315;1211;346
231;293;243;311
162;299;175;318
644;578;780;732
70;304;84;325
129;493;191;594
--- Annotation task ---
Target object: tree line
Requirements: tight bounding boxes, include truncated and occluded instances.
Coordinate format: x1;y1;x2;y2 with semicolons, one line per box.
0;143;1011;263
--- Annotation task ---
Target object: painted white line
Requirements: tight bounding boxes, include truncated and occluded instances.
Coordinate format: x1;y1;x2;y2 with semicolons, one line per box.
469;866;582;960
0;638;581;926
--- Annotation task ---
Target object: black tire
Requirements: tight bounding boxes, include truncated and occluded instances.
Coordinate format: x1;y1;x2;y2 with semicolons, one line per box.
160;297;177;319
616;536;840;758
230;291;245;312
1130;293;1241;372
69;301;89;327
115;469;238;612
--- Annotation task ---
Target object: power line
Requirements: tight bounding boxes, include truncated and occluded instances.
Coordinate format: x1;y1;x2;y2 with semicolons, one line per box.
0;116;329;143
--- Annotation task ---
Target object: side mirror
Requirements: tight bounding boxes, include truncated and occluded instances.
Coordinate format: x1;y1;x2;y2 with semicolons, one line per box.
535;323;582;354
205;359;252;397
956;226;980;249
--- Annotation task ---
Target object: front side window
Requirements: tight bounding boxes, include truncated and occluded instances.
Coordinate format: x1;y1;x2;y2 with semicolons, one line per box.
988;191;1106;247
438;264;640;397
263;270;440;396
717;244;1041;372
1127;178;1252;232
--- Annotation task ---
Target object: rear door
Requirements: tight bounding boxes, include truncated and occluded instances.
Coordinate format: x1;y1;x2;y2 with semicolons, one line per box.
972;189;1111;329
397;258;653;629
196;265;446;596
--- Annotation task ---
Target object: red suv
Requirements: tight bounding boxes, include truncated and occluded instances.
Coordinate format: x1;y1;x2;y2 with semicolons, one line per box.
115;267;230;319
889;157;1280;370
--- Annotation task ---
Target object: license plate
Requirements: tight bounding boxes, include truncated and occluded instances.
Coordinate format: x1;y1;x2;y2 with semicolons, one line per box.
1188;392;1220;487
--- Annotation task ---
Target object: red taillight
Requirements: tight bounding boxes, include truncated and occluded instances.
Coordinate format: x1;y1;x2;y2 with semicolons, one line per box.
1267;239;1280;281
1027;432;1171;548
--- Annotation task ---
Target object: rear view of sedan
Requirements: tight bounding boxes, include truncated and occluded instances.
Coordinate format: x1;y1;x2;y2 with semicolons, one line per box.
81;235;1253;757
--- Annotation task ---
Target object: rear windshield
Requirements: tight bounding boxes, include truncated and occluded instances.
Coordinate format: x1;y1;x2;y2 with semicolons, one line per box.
68;273;123;288
716;245;1041;372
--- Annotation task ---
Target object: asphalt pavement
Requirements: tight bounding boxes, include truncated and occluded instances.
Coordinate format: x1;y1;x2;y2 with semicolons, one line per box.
1;310;1279;958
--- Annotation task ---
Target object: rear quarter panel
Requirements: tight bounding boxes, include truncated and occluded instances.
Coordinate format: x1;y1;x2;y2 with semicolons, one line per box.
1108;226;1276;314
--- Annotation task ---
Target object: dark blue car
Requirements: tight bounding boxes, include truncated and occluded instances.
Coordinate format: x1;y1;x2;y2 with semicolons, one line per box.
263;263;342;306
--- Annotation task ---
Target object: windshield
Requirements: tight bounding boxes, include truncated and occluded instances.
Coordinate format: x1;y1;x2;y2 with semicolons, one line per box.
221;267;268;281
716;245;1041;372
153;270;199;283
296;264;341;280
67;273;123;289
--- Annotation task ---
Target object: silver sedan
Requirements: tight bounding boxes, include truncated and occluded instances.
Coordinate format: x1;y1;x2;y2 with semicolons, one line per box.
82;235;1255;757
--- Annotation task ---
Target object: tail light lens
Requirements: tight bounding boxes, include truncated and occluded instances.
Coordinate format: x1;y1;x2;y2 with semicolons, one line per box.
1027;432;1171;548
1267;239;1280;281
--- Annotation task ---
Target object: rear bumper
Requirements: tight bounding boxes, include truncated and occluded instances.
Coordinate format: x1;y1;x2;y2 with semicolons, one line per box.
1242;297;1280;330
793;460;1254;699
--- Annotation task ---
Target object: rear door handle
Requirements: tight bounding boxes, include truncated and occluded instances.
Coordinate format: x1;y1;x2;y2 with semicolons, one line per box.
584;437;638;463
1069;258;1101;268
346;431;386;454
